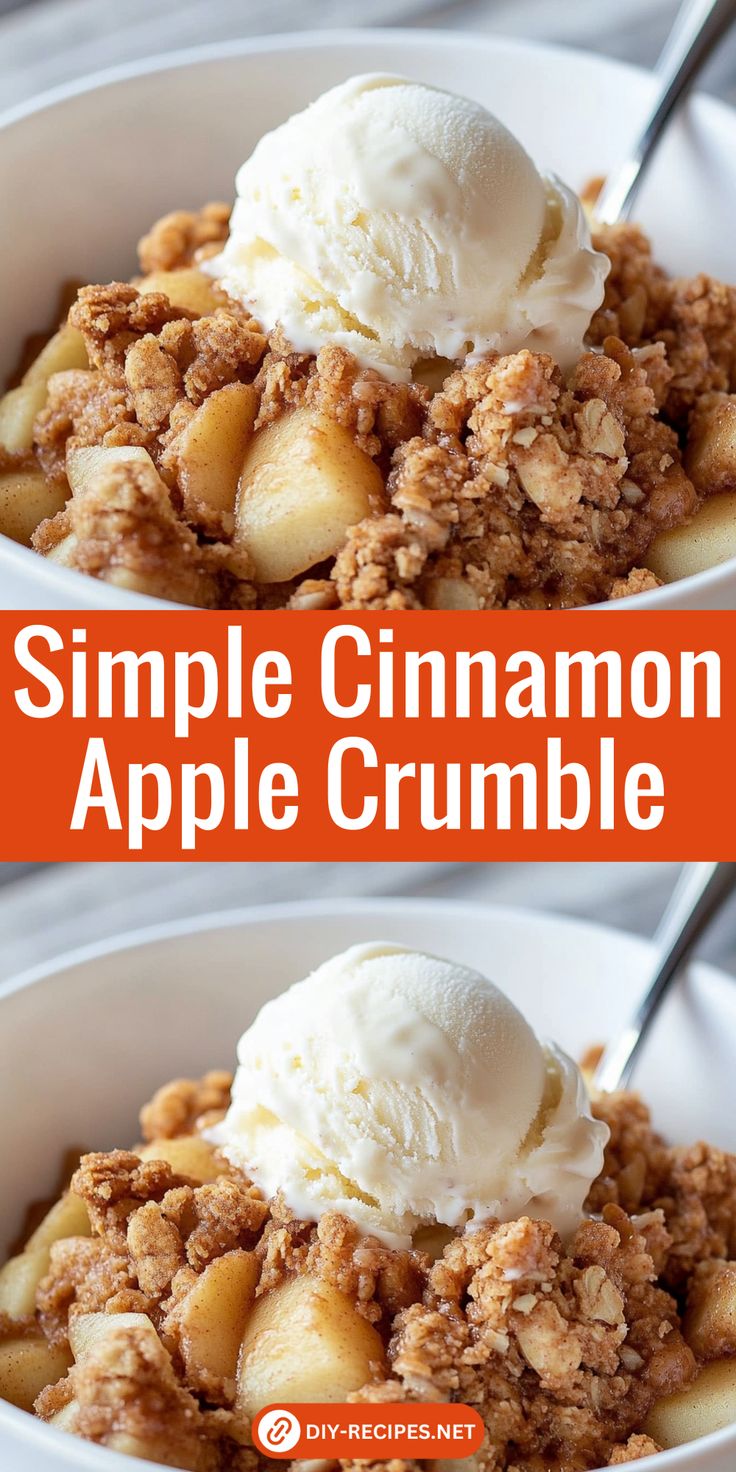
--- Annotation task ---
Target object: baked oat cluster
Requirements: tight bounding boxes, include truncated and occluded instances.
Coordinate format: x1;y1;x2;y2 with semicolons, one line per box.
1;1072;735;1471
0;203;734;608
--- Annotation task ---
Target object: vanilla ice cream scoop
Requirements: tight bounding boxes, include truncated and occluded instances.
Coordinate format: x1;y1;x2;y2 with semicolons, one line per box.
209;74;607;380
214;943;608;1248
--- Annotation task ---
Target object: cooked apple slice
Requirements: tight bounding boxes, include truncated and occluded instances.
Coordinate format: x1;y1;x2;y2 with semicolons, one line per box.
236;406;383;583
49;1398;80;1431
136;268;224;318
644;1357;736;1447
138;1135;222;1185
69;1313;202;1467
0;1337;72;1412
686;395;736;495
0;1247;51;1318
645;493;736;583
25;1191;90;1252
0;1193;85;1322
23;325;88;387
45;533;79;566
176;1249;259;1394
423;576;480;610
65;443;155;498
69;1310;158;1363
0;468;68;546
0;386;48;455
237;1273;385;1417
104;1431;196;1464
684;1263;736;1359
0;325;88;453
177;383;258;527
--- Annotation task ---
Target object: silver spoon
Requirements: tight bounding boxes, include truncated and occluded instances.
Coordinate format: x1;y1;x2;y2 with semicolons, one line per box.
595;0;736;224
593;861;736;1093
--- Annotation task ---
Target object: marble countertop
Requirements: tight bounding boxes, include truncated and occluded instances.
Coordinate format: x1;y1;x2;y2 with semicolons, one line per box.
4;860;736;990
1;0;735;109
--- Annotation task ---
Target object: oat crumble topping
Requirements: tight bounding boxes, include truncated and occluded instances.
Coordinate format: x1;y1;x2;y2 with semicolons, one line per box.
1;1073;734;1471
1;202;733;607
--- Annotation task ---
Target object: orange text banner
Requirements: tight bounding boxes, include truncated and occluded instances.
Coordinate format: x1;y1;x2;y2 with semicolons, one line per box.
251;1402;484;1459
0;611;733;860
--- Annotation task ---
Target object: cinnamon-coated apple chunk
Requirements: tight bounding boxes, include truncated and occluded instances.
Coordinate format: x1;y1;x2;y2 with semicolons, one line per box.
0;325;88;452
235;406;384;582
644;1358;736;1447
645;492;736;583
0;386;50;456
65;443;155;498
68;1310;158;1363
0;468;68;546
138;1134;224;1185
25;1190;91;1251
21;325;88;386
135;268;225;318
45;533;79;567
48;1399;80;1431
175;1249;259;1395
104;1433;194;1465
0;1247;53;1318
237;1273;386;1416
423;576;480;610
0;1338;72;1412
176;382;258;527
0;1189;91;1317
69;1313;202;1467
646;393;736;584
685;394;736;495
684;1262;736;1359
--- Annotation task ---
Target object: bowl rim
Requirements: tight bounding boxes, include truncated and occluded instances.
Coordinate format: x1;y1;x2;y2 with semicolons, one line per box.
0;893;655;1001
0;27;708;134
0;27;735;612
0;894;735;1470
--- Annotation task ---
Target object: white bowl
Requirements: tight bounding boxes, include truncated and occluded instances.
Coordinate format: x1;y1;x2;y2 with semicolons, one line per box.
0;898;735;1471
0;30;735;611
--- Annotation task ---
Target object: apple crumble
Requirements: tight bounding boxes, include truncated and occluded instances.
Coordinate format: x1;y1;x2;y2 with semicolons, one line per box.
1;1073;734;1470
0;201;734;608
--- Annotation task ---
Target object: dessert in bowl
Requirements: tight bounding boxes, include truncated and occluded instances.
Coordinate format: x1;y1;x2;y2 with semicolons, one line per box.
0;902;735;1472
0;33;735;611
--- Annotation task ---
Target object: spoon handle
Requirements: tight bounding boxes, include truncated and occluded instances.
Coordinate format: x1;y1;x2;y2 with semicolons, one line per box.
593;861;736;1093
595;0;736;224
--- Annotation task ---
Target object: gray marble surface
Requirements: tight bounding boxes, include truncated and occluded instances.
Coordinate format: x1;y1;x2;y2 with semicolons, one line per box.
3;860;736;989
1;0;735;109
1;1;735;979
